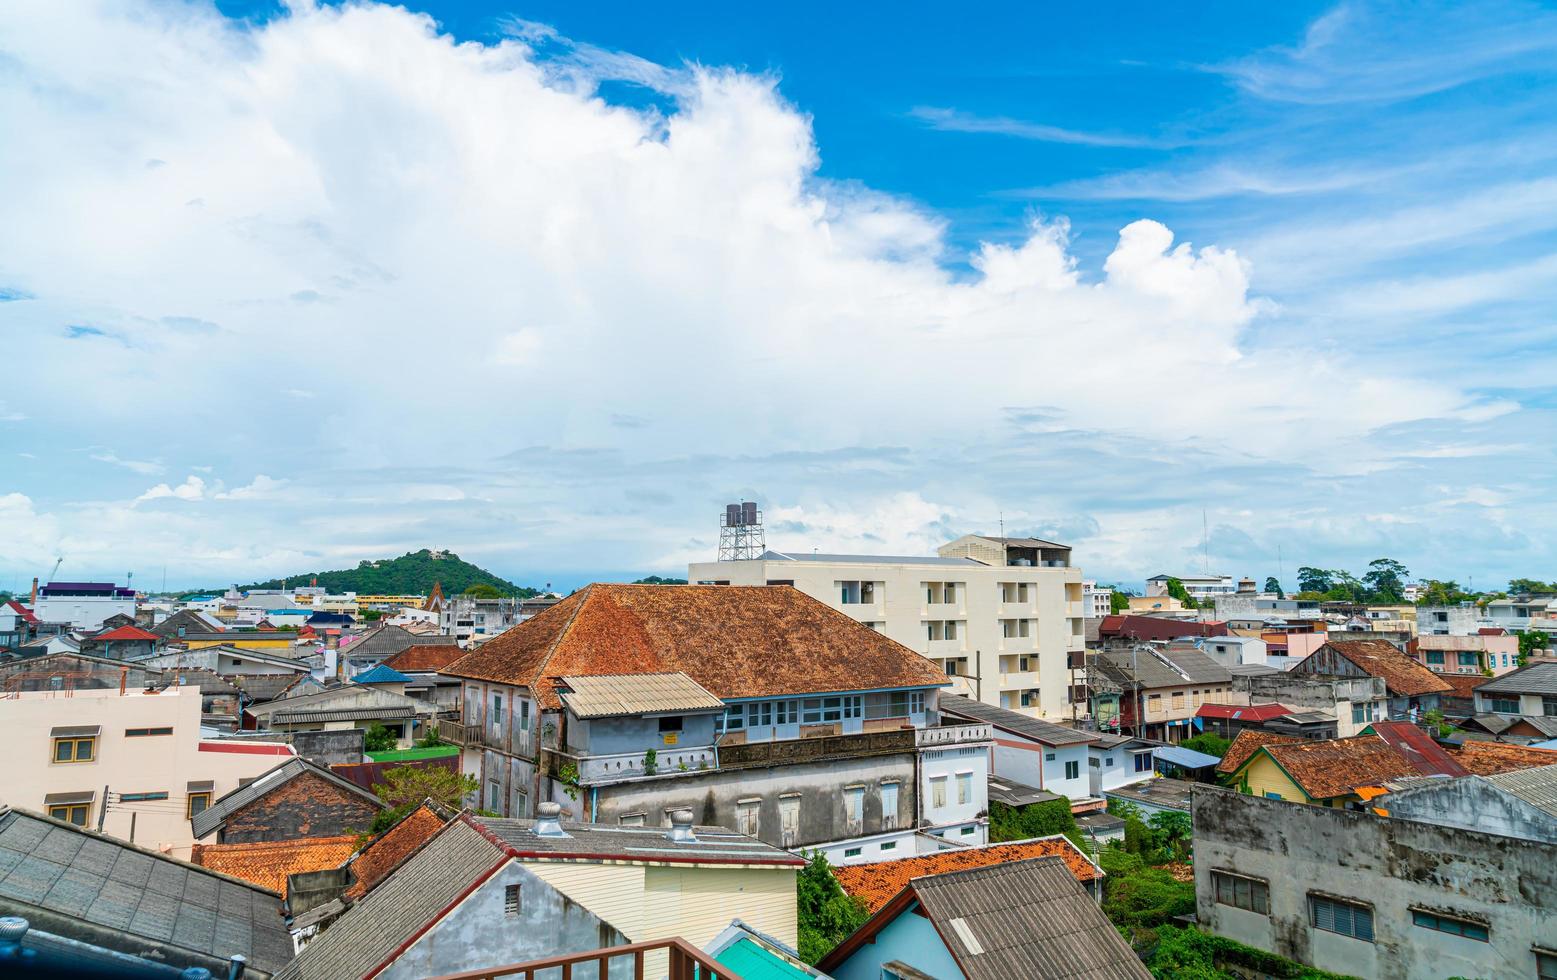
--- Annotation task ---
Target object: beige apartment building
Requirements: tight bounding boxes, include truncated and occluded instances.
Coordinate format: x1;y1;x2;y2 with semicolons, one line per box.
0;684;295;859
689;535;1085;719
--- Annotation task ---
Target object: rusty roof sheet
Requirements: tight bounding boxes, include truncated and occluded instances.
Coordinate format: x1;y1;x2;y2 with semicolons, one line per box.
1450;740;1557;775
1321;640;1453;697
191;836;359;897
1216;730;1303;774
443;584;949;709
1260;735;1424;799
343;804;448;901
830;837;1101;915
559;671;724;718
1365;720;1466;777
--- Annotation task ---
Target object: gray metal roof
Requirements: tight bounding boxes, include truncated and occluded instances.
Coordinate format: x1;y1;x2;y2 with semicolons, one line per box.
275;820;504;980
758;550;983;566
986;777;1063;808
473;816;804;866
1485;763;1557;818
560;671;724;719
0;808;293;977
909;857;1150;980
342;626;458;662
939;695;1098;746
1102;777;1197;813
269;706;417;724
1476;662;1557;695
1095;648;1231;689
191;758;382;839
244;683;435;724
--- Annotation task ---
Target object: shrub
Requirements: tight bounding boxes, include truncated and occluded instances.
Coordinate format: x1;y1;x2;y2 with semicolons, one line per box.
796;852;868;964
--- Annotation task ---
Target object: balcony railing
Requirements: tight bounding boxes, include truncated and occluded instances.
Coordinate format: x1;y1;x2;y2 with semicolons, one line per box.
436;718;534;756
720;728;916;768
915;722;992;748
438;719;480;745
555;744;717;783
428;937;739;980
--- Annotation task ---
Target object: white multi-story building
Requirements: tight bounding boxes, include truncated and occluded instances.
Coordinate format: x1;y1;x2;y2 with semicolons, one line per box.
1145;573;1235;601
689;535;1086;719
29;581;137;629
1083;581;1114;619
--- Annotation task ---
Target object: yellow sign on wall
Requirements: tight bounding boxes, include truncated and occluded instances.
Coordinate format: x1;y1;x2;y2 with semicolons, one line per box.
662;732;680;746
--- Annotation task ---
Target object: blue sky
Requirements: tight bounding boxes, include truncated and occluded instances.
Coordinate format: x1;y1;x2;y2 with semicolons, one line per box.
1;0;1555;593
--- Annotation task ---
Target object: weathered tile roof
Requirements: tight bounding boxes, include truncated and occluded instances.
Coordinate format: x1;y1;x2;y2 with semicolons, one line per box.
342;804;448;901
1436;673;1491;699
1258;735;1425;799
93;624;161;642
906;857;1151;980
443;584;949;709
1319;640;1453;697
1450;740;1557;775
830;837;1101;915
0;807;293;976
191;836;359;897
1477;661;1557;696
559;672;724;719
383;643;468;673
191;758;384;839
939;694;1099;746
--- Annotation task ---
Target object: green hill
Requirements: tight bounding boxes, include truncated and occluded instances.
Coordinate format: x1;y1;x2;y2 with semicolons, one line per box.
239;549;537;597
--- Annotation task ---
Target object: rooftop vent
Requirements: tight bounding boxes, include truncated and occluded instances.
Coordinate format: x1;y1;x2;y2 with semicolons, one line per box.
667;809;698;844
533;801;570;839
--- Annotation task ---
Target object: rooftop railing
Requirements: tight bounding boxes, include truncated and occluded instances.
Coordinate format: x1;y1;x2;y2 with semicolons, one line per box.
426;937;739;980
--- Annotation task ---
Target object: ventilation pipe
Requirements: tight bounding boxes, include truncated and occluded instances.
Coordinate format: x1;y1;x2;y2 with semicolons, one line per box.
667;809;698;844
533;801;569;838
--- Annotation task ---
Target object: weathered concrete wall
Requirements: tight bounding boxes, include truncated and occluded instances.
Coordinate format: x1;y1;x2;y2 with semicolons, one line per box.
386;861;631;980
589;753;917;849
290;728;363;766
221;770;382;843
1379;777;1557;845
1192;785;1557;980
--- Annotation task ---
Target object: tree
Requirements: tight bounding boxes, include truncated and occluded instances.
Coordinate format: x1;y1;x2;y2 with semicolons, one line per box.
1363;558;1409;603
1163;578;1200;610
1519;630;1550;665
1508;578;1557;595
1263;576;1284;599
1098;845;1195;937
1148;811;1193;861
1110;590;1131;614
362;722;399;753
1416;579;1471;606
632;575;688;585
1296;566;1333;594
1178;732;1230;759
463;583;502;599
796;852;869;964
366;764;479;835
989;799;1086;852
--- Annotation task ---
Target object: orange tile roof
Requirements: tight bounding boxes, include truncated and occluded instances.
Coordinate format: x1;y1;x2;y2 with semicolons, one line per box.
384;644;467;673
1436;673;1490;699
343;804;448;900
191;835;360;897
1321;640;1453;697
444;584;949;709
1217;730;1302;774
1259;735;1424;799
830;837;1101;914
1450;740;1557;775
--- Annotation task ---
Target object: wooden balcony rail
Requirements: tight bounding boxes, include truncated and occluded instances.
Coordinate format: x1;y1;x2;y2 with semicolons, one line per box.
426;937;741;980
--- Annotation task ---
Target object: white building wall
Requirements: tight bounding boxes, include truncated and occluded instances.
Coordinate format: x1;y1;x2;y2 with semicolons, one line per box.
918;743;989;846
31;595;137;630
688;557;1084;719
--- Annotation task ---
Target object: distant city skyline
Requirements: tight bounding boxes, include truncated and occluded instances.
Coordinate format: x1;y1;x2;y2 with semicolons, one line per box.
3;1;1555;591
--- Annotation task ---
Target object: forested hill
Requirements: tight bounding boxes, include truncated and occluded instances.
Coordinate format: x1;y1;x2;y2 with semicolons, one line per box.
239;549;538;597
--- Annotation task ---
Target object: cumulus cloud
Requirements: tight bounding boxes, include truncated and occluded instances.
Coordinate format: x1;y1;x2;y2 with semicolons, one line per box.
0;0;1540;586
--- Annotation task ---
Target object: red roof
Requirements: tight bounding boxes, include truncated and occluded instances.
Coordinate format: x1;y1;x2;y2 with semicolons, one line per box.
1195;702;1291;722
4;600;40;625
94;624;160;642
1478;627;1507;636
1098;615;1230;641
1364;721;1466;777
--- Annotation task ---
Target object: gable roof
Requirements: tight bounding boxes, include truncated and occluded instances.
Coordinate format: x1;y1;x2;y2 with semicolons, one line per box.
4;599;41;625
1450;740;1557;775
1362;720;1467;777
191;836;360;898
1195;702;1291;722
1247;736;1425;799
830;837;1101;915
342;804;449;901
191;758;384;839
1094;647;1231;690
343;626;456;662
383;643;468;673
1484;763;1557;819
92;624;160;642
0;807;293;976
1217;730;1302;774
353;664;411;685
1477;661;1557;696
243;683;436;726
443;584;949;709
822;857;1148;980
1097;616;1230;642
1315;640;1452;697
938;694;1098;746
559;672;724;719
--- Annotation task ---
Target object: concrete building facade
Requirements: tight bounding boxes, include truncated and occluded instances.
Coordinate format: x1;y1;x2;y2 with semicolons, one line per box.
1193;786;1557;980
689;542;1085;719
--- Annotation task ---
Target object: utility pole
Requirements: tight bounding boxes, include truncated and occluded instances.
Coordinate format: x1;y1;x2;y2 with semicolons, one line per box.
97;786;109;832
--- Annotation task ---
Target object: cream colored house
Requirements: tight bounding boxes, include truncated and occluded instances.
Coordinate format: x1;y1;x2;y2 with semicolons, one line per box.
0;684;295;859
690;535;1085;719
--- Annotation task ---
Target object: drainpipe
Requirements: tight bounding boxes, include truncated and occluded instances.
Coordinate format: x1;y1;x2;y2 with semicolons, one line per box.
590;786;598;824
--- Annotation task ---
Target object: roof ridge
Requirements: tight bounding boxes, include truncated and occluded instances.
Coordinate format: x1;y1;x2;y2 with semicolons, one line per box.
534;583;594;681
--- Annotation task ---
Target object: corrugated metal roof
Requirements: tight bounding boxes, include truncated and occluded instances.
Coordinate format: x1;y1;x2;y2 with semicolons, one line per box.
270;706;416;724
558;671;724;719
474;815;803;866
939;694;1098;746
909;857;1151;980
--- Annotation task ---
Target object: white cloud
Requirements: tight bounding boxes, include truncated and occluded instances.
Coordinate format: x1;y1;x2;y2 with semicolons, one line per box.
215;475;285;500
91;452;164;476
137;475;206;502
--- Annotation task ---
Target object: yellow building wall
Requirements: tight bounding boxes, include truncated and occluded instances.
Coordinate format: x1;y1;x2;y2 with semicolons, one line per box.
183;637;294;651
1239;754;1308;803
526;862;647;938
641;865;797;951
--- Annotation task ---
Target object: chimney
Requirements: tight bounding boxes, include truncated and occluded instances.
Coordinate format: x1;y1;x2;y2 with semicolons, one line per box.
667;809;697;844
533;801;569;838
30;577;38;605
